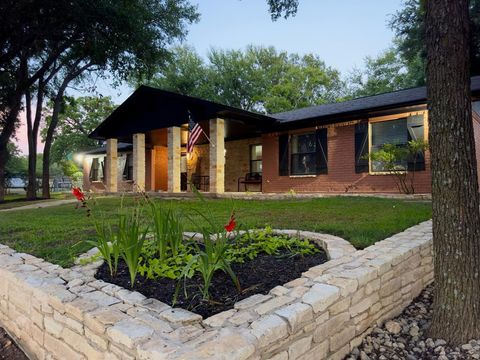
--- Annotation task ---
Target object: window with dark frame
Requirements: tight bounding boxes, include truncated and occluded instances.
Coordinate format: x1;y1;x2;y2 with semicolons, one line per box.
250;144;262;174
370;118;408;172
290;133;317;175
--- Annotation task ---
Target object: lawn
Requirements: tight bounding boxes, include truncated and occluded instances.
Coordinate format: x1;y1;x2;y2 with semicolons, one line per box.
0;192;71;210
0;195;432;267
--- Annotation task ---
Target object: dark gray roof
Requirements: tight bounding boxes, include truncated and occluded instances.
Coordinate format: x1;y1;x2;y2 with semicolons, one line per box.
272;76;480;123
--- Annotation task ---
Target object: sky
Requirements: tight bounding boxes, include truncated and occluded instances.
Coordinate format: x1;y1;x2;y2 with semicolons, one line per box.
14;0;404;154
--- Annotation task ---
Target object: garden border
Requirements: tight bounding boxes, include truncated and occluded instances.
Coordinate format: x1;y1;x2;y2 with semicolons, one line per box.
0;222;432;360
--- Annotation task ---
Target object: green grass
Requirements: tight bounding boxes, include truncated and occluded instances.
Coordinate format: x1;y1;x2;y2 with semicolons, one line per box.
0;196;432;267
0;192;70;210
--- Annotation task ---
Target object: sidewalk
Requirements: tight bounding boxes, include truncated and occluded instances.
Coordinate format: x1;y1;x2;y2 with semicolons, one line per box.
0;199;77;212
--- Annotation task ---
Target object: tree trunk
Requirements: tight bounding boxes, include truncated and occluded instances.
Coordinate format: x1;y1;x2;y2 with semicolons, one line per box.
0;97;22;202
426;0;480;344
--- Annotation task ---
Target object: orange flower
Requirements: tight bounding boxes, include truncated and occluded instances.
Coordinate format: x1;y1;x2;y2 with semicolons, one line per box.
72;187;85;202
224;212;236;232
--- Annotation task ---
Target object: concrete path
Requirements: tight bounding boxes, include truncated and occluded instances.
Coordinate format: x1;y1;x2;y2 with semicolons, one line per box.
0;199;77;212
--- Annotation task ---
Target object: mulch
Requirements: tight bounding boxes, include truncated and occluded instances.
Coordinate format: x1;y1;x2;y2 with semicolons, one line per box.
0;327;27;360
96;248;328;318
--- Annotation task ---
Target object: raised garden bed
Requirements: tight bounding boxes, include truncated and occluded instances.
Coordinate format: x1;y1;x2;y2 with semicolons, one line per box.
96;246;328;318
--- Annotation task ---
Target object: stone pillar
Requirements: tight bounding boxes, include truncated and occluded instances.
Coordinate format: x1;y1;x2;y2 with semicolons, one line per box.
209;118;225;194
133;133;145;191
168;127;181;193
105;138;118;193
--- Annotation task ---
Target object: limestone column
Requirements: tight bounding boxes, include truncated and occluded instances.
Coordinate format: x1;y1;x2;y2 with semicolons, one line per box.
106;138;118;192
133;133;145;191
168;127;181;193
209;118;225;194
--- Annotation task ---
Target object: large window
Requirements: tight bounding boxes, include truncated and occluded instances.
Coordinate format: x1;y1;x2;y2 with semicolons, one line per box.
290;133;317;175
370;116;426;173
250;144;262;174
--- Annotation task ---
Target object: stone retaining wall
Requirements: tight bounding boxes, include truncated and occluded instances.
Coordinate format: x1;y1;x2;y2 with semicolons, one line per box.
0;221;432;360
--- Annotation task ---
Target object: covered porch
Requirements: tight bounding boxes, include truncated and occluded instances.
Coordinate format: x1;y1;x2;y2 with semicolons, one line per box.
89;86;273;194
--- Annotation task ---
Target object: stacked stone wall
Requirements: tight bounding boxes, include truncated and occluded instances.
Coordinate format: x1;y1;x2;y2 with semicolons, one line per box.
0;221;432;360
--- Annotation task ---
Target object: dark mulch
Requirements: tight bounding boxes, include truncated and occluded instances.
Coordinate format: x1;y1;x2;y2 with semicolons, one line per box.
96;248;328;318
0;328;27;360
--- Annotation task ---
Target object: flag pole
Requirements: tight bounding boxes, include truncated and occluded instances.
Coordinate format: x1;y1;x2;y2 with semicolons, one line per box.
201;128;215;147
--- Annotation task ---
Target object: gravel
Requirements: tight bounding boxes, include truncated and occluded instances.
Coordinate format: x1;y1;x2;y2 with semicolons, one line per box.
346;284;480;360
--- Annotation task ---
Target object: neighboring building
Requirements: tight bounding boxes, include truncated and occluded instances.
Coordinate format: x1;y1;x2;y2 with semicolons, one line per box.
83;77;480;194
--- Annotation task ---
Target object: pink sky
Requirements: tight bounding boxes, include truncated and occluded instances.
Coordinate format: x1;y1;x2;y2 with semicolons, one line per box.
14;111;45;155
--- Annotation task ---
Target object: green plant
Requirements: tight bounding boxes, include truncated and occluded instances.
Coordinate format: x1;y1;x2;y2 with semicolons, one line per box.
149;202;184;260
117;208;148;287
179;187;240;300
368;139;428;194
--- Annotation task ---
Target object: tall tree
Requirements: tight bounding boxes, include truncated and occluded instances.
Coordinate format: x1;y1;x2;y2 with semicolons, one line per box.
0;0;199;201
43;96;116;165
391;0;480;86
426;0;480;344
146;45;344;114
348;49;418;97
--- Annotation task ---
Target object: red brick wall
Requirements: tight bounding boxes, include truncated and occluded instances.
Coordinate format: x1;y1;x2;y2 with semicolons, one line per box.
262;123;432;194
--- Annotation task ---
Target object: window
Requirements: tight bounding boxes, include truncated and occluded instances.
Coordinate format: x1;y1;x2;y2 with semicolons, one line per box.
369;115;426;173
370;118;408;172
123;154;133;180
250;144;262;174
290;133;317;175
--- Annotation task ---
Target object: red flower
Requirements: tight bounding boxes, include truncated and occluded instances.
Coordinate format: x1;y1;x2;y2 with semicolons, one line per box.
72;187;85;202
224;212;236;232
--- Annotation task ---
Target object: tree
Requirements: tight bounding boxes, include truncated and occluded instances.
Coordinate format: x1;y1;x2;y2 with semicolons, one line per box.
426;0;480;344
390;0;480;86
348;49;419;97
145;45;344;113
0;0;199;201
43;96;116;165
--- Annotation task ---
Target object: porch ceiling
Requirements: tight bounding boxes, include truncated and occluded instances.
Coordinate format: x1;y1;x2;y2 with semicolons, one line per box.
89;86;276;142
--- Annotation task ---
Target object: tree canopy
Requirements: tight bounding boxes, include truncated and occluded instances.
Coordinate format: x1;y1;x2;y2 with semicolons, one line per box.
144;45;345;114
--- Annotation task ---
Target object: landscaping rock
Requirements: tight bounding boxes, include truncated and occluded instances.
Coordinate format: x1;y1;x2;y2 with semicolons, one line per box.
347;284;480;360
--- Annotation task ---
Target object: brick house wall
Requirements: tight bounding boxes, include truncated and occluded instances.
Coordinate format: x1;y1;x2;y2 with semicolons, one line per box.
261;122;432;194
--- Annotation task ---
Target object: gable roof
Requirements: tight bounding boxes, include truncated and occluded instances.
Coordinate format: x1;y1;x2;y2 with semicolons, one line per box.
272;75;480;124
89;85;275;141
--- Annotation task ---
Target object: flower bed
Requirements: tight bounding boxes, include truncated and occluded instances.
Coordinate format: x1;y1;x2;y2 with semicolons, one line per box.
95;231;328;318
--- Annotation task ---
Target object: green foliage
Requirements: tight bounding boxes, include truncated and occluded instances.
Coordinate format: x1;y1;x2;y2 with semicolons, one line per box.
45;96;117;165
390;0;480;85
348;49;419;98
90;220;118;277
149;202;184;260
369;139;429;194
143;45;345;114
117;209;148;287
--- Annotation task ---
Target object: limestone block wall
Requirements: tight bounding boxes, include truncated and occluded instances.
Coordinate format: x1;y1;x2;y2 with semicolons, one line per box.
0;221;432;360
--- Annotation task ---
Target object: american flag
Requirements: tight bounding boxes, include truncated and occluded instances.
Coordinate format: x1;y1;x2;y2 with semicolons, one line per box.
187;110;203;154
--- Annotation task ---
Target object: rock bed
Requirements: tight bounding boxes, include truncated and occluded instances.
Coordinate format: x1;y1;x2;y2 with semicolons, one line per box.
0;327;27;360
347;284;480;360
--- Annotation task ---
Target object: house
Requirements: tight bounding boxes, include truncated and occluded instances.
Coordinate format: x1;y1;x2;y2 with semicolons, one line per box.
83;76;480;194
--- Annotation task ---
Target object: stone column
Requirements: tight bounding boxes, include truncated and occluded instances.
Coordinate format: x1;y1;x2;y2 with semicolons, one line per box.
168;127;181;193
209;118;225;194
133;133;145;191
105;138;118;193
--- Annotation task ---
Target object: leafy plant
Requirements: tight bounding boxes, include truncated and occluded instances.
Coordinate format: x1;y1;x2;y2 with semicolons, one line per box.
117;208;148;287
149;201;184;260
368;139;428;194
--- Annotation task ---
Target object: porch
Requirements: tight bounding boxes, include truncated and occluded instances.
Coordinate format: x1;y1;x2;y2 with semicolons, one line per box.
88;86;272;194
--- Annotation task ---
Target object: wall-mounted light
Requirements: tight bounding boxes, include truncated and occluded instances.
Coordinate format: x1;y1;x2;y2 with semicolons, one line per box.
74;153;84;164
